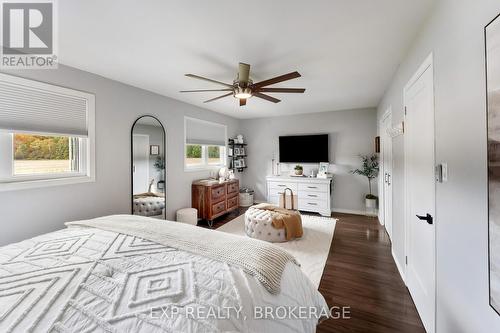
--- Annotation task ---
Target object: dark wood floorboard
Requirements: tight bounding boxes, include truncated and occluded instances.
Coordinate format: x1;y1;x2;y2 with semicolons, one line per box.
317;213;424;333
204;209;425;333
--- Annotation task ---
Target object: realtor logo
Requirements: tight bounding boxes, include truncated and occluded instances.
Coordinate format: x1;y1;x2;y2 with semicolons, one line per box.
1;0;58;69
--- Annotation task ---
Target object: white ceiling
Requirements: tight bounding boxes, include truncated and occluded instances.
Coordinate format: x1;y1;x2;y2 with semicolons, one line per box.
58;0;435;119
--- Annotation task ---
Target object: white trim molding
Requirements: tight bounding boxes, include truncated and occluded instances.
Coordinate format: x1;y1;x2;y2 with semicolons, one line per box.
392;248;406;283
331;208;367;216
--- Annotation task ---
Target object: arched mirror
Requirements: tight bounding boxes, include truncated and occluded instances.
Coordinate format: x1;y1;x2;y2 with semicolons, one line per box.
131;116;166;219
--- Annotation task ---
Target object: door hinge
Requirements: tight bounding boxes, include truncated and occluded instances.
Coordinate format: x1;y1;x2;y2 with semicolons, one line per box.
405;256;408;265
404;107;407;116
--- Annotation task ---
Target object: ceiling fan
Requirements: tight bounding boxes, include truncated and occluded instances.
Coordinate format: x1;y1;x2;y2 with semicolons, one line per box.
180;62;305;106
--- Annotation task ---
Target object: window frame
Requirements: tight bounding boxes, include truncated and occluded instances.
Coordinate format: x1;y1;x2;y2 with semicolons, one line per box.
184;117;227;172
0;78;95;192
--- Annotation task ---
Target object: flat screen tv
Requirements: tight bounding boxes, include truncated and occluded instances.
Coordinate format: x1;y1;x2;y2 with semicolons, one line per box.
279;134;329;163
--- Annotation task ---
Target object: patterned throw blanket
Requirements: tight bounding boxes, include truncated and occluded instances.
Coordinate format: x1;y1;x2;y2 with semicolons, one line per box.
252;203;304;240
66;215;299;294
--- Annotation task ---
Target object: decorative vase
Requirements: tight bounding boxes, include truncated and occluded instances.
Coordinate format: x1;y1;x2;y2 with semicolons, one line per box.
295;169;303;175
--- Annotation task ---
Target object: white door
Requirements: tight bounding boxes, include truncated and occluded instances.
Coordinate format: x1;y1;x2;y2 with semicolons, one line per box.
382;113;393;239
133;134;149;194
404;57;436;333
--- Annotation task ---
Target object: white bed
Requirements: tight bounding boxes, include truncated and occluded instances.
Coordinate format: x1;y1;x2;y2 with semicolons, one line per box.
0;215;328;332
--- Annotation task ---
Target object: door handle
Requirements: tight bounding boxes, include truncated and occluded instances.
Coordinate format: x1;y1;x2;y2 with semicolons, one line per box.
416;213;433;224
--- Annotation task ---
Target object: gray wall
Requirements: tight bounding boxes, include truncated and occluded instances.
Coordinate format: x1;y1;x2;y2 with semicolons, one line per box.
0;65;241;246
240;108;378;214
378;0;500;331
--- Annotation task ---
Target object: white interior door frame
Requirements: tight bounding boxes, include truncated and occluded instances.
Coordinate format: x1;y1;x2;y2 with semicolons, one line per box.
378;107;392;225
380;108;393;238
403;53;436;333
403;52;435;280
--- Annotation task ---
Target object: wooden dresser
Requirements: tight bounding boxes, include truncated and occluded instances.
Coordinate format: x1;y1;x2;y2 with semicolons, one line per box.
192;179;239;226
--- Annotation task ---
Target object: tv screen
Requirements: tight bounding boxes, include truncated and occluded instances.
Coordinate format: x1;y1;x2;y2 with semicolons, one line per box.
279;134;329;163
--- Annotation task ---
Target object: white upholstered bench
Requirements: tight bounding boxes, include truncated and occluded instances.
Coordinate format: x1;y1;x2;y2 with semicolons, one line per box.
244;206;287;243
133;196;165;217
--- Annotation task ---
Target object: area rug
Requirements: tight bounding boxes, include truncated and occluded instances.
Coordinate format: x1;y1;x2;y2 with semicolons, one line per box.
217;214;336;288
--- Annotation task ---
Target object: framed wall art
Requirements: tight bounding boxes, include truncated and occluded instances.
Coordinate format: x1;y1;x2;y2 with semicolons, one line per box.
486;12;500;315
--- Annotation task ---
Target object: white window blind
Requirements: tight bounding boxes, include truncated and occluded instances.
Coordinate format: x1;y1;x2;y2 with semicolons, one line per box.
0;74;89;137
185;117;226;146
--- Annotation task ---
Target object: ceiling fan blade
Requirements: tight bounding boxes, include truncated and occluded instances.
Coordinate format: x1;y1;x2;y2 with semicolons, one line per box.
203;92;233;103
238;63;251;84
239;98;247;106
185;74;233;88
253;92;281;103
258;88;305;93
180;89;233;93
252;71;301;88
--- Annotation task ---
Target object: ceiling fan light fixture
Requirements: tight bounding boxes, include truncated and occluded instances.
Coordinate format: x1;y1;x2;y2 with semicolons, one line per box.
234;87;252;99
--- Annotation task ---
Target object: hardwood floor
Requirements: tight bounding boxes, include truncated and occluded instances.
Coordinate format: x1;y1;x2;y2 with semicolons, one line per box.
205;209;425;333
317;213;424;333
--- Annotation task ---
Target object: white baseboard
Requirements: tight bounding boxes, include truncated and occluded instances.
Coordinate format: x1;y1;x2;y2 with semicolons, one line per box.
392;248;406;284
331;208;366;216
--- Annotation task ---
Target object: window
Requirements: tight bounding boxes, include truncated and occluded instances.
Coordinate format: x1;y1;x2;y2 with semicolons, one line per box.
186;144;203;167
13;134;81;175
184;117;227;170
0;73;95;191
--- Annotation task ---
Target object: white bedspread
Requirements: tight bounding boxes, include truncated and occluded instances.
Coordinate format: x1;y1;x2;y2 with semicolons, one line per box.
0;216;328;333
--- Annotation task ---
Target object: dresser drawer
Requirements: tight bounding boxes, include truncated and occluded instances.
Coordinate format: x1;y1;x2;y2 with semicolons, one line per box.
212;200;226;215
227;195;238;209
298;198;328;212
298;183;329;193
301;191;324;199
268;187;295;197
227;181;239;194
211;186;226;202
268;181;298;192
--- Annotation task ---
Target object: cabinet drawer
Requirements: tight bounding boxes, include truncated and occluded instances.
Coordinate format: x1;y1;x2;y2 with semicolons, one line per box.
212;200;226;215
227;181;239;194
227;195;238;209
298;183;329;193
298;198;328;211
301;191;324;199
268;187;294;197
268;181;298;192
211;186;226;201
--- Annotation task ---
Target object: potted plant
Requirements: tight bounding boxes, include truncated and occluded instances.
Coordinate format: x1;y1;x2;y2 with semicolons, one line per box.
294;164;303;176
351;155;379;214
154;156;165;179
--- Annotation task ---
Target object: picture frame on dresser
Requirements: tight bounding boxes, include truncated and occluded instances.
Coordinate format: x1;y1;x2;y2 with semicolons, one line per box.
318;162;329;175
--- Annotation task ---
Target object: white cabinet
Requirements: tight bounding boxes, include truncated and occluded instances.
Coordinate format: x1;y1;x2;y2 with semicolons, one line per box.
266;176;333;216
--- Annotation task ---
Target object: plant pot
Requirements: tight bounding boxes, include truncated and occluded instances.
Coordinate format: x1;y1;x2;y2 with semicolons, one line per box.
365;198;377;216
365;198;377;208
295;169;303;175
